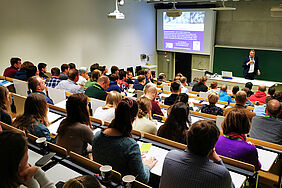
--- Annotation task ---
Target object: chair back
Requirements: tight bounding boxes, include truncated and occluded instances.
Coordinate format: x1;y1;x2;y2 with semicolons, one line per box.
13;79;28;96
47;87;66;104
199;91;209;100
216;115;225;131
136;90;144;98
90;98;106;116
12;93;27;116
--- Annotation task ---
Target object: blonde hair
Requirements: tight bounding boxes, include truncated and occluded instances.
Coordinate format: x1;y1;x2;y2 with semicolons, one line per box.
137;96;152;118
208;92;219;104
102;91;122;110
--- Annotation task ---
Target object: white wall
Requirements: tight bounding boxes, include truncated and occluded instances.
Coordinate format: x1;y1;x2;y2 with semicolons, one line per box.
0;0;156;74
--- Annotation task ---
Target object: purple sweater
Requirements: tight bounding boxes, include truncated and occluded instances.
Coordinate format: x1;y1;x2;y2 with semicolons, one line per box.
215;135;261;171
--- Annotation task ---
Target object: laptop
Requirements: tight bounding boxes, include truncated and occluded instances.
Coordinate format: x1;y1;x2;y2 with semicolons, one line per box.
221;71;232;79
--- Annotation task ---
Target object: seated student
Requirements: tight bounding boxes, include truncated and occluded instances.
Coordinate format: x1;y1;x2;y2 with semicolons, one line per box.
133;96;158;135
94;91;122;123
85;69;102;88
28;76;54;105
245;82;254;97
241;87;255;107
207;81;218;93
77;67;89;86
224;91;256;122
0;131;55;188
253;95;272;116
98;66;107;76
38;62;49;79
46;67;61;88
158;102;189;144
85;76;109;101
215;109;261;171
92;98;157;183
59;64;70;80
192;76;208;92
201;92;223;116
164;81;181;106
0;86;12;125
145;69;154;83
26;65;39;80
157;73;166;85
3;57;21;78
144;85;164;116
168;93;193;122
106;74;122;93
250;85;267;104
151;71;156;80
179;76;188;94
57;94;94;156
68;62;76;70
133;75;146;91
117;70;129;90
126;71;134;85
160;120;233;188
13;93;53;142
218;85;232;104
63;175;102;188
231;86;239;101
268;86;276;98
110;65;119;76
14;61;34;81
56;69;85;94
250;99;282;145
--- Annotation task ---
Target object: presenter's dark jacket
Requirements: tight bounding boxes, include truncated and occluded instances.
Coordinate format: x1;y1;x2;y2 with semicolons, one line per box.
242;56;259;77
85;83;108;101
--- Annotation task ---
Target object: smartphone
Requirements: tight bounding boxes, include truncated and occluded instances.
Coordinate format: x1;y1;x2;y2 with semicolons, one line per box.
35;152;56;167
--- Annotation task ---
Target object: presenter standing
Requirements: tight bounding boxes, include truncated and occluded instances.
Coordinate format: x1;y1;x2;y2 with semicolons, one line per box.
243;49;261;80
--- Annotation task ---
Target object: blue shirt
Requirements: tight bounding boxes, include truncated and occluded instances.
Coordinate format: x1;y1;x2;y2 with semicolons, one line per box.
106;81;122;93
46;77;61;88
55;79;84;94
27;122;53;142
219;91;232;104
33;91;54;105
253;105;266;116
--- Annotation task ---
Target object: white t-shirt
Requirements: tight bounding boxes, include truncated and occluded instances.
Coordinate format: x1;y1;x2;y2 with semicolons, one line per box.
132;116;158;135
77;76;87;86
93;107;115;123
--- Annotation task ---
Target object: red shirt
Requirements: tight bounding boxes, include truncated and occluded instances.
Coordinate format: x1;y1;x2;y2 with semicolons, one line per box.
151;100;164;116
249;91;267;104
3;66;18;78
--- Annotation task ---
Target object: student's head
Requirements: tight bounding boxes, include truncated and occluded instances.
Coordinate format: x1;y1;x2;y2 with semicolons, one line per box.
232;86;239;95
241;87;250;95
266;99;281;118
151;71;156;78
13;93;48;129
222;108;250;135
210;81;218;89
97;75;110;90
79;67;89;80
170;81;181;93
137;96;152;118
220;84;227;92
137;70;145;76
180;76;187;86
208;92;219;105
63;175;102;188
10;57;22;69
176;73;183;77
273;91;282;102
103;91;122;109
111;66;119;75
61;64;70;74
0;85;10;112
268;86;276;96
68;69;79;82
28;76;46;92
51;67;60;77
126;71;133;79
119;70;126;81
109;74;118;82
0;131;28;188
258;85;266;92
187;120;219;156
145;69;151;79
245;82;253;90
200;76;207;85
68;63;76;70
58;94;90;136
90;69;102;82
38;63;47;73
26;66;38;79
249;49;255;58
20;61;34;70
235;91;247;105
109;98;138;137
144;85;157;100
158;73;166;81
90;63;100;73
98;66;106;75
137;75;146;85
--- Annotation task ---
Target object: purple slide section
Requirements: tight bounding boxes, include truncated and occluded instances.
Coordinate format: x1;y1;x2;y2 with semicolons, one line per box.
163;30;204;52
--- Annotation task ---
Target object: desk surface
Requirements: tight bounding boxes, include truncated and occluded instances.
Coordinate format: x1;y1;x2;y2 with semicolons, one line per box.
28;150;43;166
47;111;63;123
229;171;247;188
48;118;64;135
54;99;67;109
45;163;82;183
257;148;278;171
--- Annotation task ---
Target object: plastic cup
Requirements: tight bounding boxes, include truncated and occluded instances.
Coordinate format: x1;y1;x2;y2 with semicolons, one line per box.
99;165;112;182
122;175;136;188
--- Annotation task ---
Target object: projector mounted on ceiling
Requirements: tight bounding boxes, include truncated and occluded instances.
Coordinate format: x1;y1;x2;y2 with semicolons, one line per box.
108;0;125;19
166;0;182;17
210;0;236;11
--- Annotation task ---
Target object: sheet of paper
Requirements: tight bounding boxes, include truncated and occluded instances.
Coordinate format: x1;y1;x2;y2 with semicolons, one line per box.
191;116;204;123
92;128;102;136
189;98;201;103
54;99;67;109
257;148;278;171
28;150;42;166
188;93;198;97
159;93;170;98
47;111;62;123
126;92;136;98
48;118;64;135
229;171;247;188
45;164;82;183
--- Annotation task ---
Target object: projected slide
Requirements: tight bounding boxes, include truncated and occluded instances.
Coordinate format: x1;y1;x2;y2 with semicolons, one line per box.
163;11;205;52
